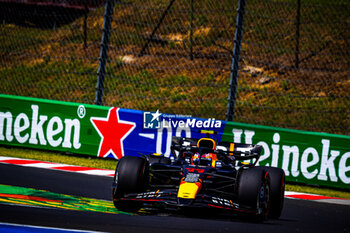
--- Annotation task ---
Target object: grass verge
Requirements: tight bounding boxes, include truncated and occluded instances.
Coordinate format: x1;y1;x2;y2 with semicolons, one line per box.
0;145;349;199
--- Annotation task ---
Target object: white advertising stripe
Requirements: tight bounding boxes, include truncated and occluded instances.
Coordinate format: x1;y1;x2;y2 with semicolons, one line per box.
78;170;115;176
22;163;63;168
0;156;23;161
0;156;114;177
285;191;308;196
317;199;350;206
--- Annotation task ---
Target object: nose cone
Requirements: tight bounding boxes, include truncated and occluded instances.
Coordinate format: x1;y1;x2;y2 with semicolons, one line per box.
176;181;202;207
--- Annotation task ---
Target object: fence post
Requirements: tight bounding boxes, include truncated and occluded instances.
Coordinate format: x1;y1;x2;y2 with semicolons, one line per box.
295;0;301;68
226;0;246;121
95;0;115;105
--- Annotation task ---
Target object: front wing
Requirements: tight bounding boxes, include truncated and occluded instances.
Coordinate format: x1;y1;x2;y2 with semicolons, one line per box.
114;189;259;215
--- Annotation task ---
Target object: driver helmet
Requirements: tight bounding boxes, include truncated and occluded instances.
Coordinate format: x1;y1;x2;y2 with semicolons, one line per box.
192;152;200;165
200;153;213;166
183;151;193;164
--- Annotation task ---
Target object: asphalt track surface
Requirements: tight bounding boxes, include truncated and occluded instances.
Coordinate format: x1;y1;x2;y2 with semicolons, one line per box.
0;163;349;233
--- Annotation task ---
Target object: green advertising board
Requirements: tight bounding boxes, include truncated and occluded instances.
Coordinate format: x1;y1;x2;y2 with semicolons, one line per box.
0;94;109;156
222;123;350;189
0;94;349;189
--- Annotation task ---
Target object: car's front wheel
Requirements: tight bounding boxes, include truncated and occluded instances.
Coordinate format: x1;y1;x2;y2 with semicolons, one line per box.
112;156;148;212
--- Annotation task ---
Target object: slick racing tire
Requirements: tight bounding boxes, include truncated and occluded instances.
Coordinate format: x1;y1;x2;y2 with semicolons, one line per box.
112;156;148;212
258;166;285;219
238;168;271;221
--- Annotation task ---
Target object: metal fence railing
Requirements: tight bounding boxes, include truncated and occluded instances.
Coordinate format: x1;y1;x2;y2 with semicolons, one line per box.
98;0;236;120
237;0;350;134
0;0;349;135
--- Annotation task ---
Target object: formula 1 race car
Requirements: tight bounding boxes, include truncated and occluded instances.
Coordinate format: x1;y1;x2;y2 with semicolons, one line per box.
112;132;285;221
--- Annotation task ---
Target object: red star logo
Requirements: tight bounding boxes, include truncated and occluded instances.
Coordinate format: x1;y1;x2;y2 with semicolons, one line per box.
90;107;136;159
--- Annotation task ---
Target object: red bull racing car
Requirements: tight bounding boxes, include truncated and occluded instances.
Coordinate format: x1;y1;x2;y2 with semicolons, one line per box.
112;132;285;221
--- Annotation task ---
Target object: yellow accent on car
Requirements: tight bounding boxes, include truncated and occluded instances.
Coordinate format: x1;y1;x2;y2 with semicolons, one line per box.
211;153;218;168
177;182;201;199
229;143;235;156
152;153;162;156
199;130;215;134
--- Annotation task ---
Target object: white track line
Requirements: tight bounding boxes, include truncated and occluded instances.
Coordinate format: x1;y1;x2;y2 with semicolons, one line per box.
0;156;115;177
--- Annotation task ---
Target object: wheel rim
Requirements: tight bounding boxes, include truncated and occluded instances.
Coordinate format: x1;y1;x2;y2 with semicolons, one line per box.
257;177;270;216
113;171;120;198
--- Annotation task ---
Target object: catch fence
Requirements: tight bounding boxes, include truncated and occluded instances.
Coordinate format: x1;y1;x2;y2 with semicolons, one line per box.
0;0;349;134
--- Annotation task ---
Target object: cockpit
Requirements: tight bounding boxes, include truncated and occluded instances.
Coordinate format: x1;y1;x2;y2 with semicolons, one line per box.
182;138;219;167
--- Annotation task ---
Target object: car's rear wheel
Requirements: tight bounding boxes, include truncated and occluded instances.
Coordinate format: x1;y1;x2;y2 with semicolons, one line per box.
238;168;271;221
259;166;285;219
112;156;148;212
